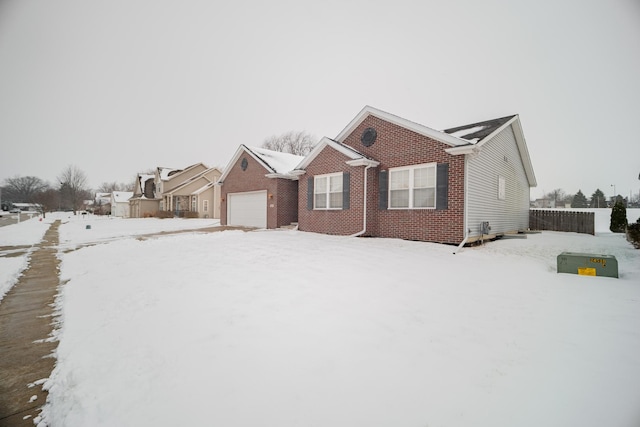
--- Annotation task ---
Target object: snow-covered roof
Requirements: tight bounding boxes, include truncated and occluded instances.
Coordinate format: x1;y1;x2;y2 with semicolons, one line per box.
244;146;304;175
112;191;133;203
158;167;179;180
217;145;305;183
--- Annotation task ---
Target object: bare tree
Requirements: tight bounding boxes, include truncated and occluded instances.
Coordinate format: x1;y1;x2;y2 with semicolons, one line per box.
32;188;60;218
58;165;89;214
545;188;566;208
262;131;316;156
98;181;134;193
1;175;49;203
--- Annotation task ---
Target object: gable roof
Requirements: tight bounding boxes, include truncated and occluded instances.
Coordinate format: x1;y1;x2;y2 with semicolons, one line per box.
335;105;470;148
443;115;516;143
112;191;133;203
164;167;221;195
218;145;304;183
297;105;537;187
293;137;378;171
443;114;537;187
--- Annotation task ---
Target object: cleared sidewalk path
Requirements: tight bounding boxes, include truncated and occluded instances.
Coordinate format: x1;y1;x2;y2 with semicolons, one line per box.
0;220;61;426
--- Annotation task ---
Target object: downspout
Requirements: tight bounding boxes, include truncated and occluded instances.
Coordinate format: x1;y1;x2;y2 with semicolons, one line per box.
452;228;469;254
350;164;373;237
453;151;470;254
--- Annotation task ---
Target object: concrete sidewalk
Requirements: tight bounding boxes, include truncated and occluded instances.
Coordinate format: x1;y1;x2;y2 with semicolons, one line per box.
0;220;60;426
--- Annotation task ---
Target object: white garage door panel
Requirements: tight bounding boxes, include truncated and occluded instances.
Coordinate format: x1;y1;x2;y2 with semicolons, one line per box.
228;191;267;228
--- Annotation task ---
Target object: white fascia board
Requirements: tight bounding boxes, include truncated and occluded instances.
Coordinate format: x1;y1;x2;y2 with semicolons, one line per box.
217;145;273;183
294;137;364;170
264;173;298;180
445;145;478;155
473;115;518;149
335;105;468;147
474;115;537;187
345;158;380;167
510;117;537;187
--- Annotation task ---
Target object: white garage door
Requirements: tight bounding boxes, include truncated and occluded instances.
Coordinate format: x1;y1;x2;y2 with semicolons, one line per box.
227;190;267;228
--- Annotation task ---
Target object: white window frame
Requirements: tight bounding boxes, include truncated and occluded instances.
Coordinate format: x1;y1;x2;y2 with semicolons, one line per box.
203;199;209;212
388;163;437;209
191;196;197;211
314;173;343;210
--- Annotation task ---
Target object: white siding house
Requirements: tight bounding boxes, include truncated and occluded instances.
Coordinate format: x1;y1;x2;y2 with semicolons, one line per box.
444;115;536;241
111;191;133;217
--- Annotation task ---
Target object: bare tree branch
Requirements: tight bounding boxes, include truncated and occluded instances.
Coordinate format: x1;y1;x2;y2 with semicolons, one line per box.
262;130;316;156
58;165;89;214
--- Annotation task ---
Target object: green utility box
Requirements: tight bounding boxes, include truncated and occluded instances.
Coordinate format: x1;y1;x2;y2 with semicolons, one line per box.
557;252;618;278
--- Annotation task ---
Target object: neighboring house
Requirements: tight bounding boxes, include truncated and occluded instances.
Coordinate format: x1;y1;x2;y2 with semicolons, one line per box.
160;167;222;218
292;106;536;245
218;145;304;229
111;191;133;217
93;192;111;215
129;173;157;218
129;163;222;218
531;198;555;209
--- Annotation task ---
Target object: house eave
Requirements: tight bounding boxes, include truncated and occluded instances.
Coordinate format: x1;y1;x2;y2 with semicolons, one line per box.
265;173;299;180
345;158;380;167
335;105;468;148
445;145;478;155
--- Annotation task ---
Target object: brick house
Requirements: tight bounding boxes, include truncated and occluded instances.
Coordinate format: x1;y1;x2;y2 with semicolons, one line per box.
218;145;304;229
291;106;536;245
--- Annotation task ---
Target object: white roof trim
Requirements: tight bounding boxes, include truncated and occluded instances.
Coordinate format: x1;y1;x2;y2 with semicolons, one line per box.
335;105;469;147
445;145;478;155
218;145;273;184
445;115;537;187
345;158;380;167
265;173;299;180
294;137;367;170
510;117;537;187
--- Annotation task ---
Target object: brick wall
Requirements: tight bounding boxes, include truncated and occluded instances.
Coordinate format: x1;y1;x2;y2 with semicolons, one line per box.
298;147;365;235
221;150;298;229
299;115;466;244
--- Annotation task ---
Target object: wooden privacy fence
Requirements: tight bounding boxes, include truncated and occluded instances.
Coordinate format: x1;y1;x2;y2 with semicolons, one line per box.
529;210;595;235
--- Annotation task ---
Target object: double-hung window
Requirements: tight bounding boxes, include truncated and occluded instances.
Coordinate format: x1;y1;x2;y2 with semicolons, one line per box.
389;163;436;209
314;173;343;209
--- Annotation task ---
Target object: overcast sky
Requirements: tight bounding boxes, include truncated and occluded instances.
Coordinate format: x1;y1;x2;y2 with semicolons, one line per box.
1;0;639;200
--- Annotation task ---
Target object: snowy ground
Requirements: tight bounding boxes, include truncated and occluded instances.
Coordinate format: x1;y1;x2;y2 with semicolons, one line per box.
1;211;640;426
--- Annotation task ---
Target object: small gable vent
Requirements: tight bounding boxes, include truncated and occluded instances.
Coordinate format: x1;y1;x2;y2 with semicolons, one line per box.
241;158;248;171
361;127;377;147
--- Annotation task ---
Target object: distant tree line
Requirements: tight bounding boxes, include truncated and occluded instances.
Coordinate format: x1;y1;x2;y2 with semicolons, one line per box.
1;165;133;217
538;188;636;209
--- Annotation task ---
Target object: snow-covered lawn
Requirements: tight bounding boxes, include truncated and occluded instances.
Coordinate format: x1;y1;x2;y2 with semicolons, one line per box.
1;211;639;426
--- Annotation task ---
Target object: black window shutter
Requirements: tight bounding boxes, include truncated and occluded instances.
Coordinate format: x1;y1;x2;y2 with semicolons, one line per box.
343;172;350;210
436;163;449;210
307;177;314;210
378;170;388;210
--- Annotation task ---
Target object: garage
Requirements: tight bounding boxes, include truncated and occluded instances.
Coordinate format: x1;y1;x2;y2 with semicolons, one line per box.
227;190;267;228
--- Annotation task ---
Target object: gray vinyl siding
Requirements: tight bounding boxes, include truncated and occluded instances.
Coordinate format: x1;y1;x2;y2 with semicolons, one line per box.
466;125;531;237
